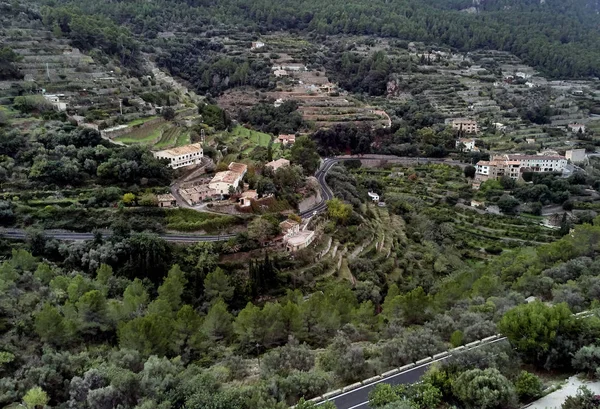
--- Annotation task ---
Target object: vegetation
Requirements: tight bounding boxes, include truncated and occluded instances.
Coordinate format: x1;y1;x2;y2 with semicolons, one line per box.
4;1;600;409
35;0;600;79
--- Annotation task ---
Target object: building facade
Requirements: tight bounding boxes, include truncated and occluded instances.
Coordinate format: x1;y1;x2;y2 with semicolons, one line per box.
568;123;586;133
153;143;203;169
277;134;296;145
208;162;248;195
475;154;567;181
565;149;586;164
157;193;177;208
456;138;477;151
452;119;479;134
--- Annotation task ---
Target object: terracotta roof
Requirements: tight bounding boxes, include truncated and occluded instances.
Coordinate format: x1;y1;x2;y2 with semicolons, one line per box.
241;190;258;198
278;134;296;142
507;154;564;161
265;158;290;170
211;171;240;184
228;162;248;175
279;219;299;232
180;185;214;194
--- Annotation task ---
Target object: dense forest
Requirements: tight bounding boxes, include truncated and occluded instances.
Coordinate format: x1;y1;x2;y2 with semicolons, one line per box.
28;0;600;78
156;38;273;95
4;209;600;408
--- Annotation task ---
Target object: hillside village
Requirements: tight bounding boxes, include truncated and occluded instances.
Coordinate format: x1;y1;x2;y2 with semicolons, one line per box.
5;1;600;409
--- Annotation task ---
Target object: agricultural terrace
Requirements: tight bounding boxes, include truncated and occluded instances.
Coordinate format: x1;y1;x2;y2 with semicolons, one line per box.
209;125;280;163
349;163;560;252
113;118;191;149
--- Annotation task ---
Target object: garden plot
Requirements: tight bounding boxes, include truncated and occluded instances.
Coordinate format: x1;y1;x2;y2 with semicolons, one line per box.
114;120;169;146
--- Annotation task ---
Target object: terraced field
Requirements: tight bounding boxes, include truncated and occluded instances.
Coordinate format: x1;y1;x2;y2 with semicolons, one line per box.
114;120;169;145
113;120;192;150
351;164;559;251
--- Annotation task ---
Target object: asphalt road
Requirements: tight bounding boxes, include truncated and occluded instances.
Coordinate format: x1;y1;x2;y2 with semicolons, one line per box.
299;155;467;220
321;337;508;409
0;229;236;243
2;155;466;240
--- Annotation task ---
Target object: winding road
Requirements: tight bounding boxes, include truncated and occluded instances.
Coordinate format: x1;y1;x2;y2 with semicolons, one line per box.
299;155;467;219
0;155;466;242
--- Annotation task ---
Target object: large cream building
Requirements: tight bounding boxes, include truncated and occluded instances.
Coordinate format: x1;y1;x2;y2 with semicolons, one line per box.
153;143;203;169
208;162;248;195
475;154;567;181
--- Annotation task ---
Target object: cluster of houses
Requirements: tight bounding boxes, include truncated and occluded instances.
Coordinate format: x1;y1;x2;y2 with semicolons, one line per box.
473;149;586;187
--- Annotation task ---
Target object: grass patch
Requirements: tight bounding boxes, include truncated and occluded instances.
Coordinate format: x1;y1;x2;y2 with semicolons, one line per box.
231;126;271;147
165;208;239;233
128;116;159;127
176;132;191;146
154;126;182;149
115;121;168;145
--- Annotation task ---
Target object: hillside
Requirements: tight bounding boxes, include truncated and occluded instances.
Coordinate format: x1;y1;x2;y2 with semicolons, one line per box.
20;0;600;78
3;1;600;409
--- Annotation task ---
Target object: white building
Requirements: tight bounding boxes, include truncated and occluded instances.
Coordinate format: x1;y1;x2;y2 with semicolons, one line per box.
567;123;586;134
208;162;248;195
251;41;265;50
456;138;477;152
272;64;307;72
279;219;315;252
475;154;567;181
493;123;507;132
153;143;203;169
565;149;586;164
43;94;67;111
368;192;380;202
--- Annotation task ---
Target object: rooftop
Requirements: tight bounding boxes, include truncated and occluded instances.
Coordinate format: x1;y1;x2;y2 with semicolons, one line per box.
211;170;240;184
157;193;176;202
228;162;248;175
265;158;290;169
180;185;214;194
280;219;299;232
241;190;258;198
156;143;202;156
286;231;314;246
506;154;565;161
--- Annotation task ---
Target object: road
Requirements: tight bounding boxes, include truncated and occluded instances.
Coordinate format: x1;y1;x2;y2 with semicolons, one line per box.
320;337;508;409
299;155;467;220
299;158;337;219
0;229;236;243
320;310;597;409
1;154;465;241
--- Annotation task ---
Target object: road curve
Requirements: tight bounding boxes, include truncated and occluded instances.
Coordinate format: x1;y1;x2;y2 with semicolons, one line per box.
0;229;236;243
2;155;465;240
319;337;508;409
300;155;468;220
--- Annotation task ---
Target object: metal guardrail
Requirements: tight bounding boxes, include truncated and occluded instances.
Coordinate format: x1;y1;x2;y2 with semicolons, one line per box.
291;334;507;408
